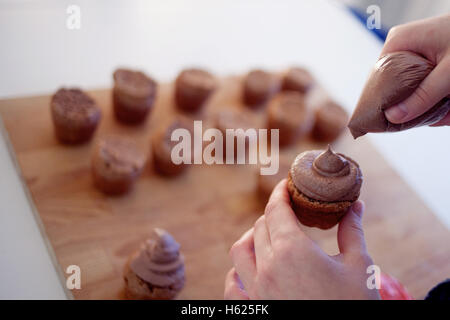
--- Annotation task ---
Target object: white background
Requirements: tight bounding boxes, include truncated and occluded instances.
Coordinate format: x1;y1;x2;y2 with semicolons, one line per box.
0;0;449;299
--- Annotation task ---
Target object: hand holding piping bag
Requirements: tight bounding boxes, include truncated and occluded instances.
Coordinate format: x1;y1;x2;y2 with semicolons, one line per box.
348;14;450;138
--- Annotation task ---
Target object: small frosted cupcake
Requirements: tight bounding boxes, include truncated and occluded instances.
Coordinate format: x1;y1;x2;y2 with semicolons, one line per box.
92;136;146;195
282;67;315;93
243;70;279;108
287;146;362;229
124;228;185;300
175;68;216;113
267;92;314;147
312;98;348;142
113;68;157;124
51;88;101;144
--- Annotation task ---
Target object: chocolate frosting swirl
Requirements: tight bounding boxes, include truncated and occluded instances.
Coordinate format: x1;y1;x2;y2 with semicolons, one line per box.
290;146;362;202
130;228;185;287
348;51;450;138
312;145;350;177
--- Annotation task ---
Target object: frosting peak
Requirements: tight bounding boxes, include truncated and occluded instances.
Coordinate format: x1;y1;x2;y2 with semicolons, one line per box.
312;145;350;177
148;228;181;263
130;228;185;287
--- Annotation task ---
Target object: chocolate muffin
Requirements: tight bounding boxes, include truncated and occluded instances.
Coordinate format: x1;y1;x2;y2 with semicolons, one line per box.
282;67;315;93
152;117;193;176
287;146;362;229
113;68;157;124
175;68;216;113
312;98;348;142
92;136;146;195
267;92;314;147
51;88;101;144
215;109;259;163
257;157;291;202
124;228;185;300
243;70;279;108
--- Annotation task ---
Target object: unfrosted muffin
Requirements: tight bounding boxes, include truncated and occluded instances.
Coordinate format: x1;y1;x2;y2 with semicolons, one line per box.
51;88;101;144
113;68;157;124
92;136;146;195
282;67;315;93
287;146;362;229
152;117;193;176
175;68;216;113
124;228;185;300
267;92;314;147
257;157;291;202
215;109;259;163
243;70;279;108
312;98;348;142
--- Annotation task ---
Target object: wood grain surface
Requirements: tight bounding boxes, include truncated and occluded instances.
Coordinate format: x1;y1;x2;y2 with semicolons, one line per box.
0;76;449;299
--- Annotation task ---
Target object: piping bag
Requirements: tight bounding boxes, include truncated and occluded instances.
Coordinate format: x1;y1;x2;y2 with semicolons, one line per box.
348;51;450;139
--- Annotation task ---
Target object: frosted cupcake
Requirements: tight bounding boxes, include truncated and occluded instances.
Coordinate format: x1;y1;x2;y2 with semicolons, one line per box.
287;146;362;229
124;228;185;300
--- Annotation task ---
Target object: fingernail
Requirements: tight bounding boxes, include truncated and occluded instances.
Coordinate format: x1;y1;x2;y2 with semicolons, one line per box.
352;201;364;217
385;103;408;122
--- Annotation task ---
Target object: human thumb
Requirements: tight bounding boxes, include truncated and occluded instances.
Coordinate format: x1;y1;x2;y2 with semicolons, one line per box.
337;200;367;254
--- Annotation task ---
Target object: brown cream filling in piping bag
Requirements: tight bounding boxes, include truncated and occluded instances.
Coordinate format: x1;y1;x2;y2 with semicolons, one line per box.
348;51;450;139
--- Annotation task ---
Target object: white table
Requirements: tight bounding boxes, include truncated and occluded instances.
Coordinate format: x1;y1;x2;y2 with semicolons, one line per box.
0;0;449;299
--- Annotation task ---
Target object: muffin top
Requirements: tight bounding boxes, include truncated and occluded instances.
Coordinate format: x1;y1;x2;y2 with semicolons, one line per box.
176;68;216;92
153;117;194;160
258;157;291;193
282;67;315;93
215;109;259;131
290;146;362;202
113;68;157;98
315;99;348;129
244;70;279;95
268;92;313;128
51;88;101;125
92;135;146;179
130;228;185;287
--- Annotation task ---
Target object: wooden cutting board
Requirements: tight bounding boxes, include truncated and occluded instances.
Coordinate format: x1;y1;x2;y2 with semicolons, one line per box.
1;76;449;300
